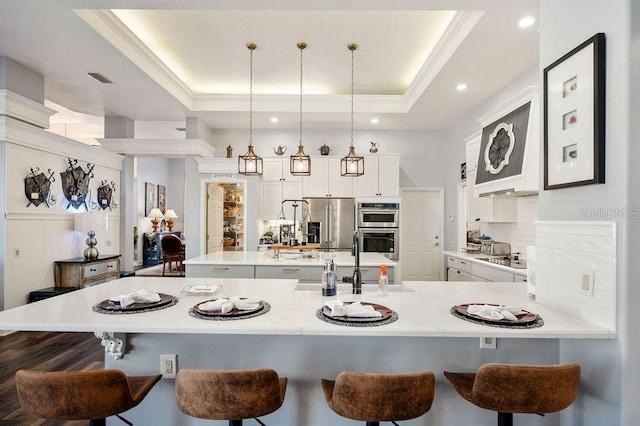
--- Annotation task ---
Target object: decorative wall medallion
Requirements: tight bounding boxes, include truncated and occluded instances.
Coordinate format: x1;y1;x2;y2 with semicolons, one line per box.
97;180;117;210
24;167;56;207
484;122;515;175
60;158;94;210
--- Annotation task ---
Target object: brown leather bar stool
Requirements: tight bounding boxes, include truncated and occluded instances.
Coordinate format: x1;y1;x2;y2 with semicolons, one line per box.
175;368;287;426
444;363;581;426
15;369;162;426
321;371;436;426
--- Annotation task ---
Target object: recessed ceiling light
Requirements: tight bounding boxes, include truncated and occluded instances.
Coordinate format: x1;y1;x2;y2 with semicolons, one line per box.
270;117;279;123
371;118;379;124
456;83;467;91
518;16;535;28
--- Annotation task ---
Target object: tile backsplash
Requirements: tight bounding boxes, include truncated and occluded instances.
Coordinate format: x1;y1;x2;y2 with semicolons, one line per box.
535;221;616;330
479;195;538;257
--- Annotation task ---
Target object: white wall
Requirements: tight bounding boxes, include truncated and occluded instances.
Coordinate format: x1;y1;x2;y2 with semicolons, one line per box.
539;0;630;424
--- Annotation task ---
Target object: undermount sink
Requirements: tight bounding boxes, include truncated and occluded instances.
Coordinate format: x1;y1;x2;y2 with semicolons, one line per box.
294;283;414;293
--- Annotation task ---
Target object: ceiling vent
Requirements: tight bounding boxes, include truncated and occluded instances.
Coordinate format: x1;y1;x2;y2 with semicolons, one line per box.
87;72;113;84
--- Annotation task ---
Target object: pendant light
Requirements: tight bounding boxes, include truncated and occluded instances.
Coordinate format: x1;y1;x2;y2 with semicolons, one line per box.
290;42;311;176
341;43;365;177
238;42;263;176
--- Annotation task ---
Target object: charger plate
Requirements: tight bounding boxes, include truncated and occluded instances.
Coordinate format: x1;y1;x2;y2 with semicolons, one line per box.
93;293;177;315
450;303;544;329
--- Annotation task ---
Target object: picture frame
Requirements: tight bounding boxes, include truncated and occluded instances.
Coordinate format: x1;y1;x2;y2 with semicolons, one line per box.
157;184;166;213
145;182;156;216
543;32;606;190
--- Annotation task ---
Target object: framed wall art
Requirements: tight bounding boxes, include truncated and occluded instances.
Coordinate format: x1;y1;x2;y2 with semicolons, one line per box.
145;182;156;216
157;184;166;213
543;32;606;190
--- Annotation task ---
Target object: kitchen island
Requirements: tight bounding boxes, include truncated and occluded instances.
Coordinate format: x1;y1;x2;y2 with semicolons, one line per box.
184;250;397;283
0;277;614;425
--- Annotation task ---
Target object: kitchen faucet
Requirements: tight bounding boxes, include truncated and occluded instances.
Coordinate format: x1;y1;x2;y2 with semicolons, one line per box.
342;230;362;294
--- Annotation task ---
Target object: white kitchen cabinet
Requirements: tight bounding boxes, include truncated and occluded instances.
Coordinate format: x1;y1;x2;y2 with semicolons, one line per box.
263;157;302;183
262;180;302;220
354;154;400;197
262;157;303;220
465;132;481;172
447;256;471;281
466;170;517;223
514;273;528;283
186;265;255;278
302;156;353;197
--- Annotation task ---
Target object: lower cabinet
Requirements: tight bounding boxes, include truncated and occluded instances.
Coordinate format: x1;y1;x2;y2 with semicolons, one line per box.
256;266;323;282
186;265;255;278
446;255;518;282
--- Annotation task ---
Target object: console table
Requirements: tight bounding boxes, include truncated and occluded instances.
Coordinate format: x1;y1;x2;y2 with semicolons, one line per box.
54;255;121;288
143;231;181;266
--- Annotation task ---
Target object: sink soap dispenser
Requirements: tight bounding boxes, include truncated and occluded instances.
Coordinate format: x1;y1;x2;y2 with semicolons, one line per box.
378;264;388;296
322;259;337;296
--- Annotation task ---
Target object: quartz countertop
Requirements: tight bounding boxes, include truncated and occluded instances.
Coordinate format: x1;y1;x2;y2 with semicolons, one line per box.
443;250;528;274
0;277;615;339
184;250;396;267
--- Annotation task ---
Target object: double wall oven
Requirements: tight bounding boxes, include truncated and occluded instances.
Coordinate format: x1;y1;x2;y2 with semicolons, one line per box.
357;202;399;261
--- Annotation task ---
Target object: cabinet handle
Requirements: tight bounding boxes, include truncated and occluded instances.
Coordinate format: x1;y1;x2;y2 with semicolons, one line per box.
460;261;466;265
282;268;300;272
212;267;230;271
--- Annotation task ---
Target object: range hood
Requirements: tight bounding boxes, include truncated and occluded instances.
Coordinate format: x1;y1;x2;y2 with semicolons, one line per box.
474;86;540;197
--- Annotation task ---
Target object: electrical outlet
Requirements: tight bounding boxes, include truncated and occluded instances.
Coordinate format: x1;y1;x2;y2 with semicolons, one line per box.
581;270;595;296
480;337;497;349
13;248;21;258
105;240;112;247
160;354;177;378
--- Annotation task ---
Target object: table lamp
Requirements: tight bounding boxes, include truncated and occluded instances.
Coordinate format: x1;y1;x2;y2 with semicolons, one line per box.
74;212;108;259
164;209;178;231
148;208;164;233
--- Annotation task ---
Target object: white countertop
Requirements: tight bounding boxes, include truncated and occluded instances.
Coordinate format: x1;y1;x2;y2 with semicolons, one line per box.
443;250;528;274
0;277;614;339
184;250;396;267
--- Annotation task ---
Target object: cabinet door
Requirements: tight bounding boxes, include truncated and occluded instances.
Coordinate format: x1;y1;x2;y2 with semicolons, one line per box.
327;157;354;197
465;134;481;172
466;170;493;223
263;157;301;182
262;181;284;220
281;181;303;219
354;156;379;197
377;155;400;196
303;157;329;197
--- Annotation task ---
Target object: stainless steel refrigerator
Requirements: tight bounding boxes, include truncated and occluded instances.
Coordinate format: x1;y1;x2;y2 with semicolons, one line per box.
303;197;355;250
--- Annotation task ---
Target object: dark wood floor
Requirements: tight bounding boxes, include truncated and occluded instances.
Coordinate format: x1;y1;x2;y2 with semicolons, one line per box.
0;331;104;425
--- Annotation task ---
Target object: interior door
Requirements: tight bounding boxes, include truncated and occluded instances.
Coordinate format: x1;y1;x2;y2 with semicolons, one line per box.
400;188;444;281
207;184;224;253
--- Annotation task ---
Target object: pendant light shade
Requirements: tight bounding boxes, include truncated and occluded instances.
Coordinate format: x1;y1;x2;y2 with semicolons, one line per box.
239;42;263;176
290;42;311;176
341;43;364;177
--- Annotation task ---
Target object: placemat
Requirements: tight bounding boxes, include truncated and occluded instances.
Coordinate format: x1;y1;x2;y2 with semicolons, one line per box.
189;302;271;321
315;309;399;327
92;296;178;315
450;306;544;329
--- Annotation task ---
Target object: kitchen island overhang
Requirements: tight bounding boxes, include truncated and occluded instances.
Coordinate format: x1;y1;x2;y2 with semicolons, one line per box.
0;278;615;426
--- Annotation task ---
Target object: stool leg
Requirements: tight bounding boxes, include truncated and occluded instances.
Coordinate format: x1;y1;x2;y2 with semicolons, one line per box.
365;422;380;426
229;420;242;426
89;419;106;426
498;412;513;426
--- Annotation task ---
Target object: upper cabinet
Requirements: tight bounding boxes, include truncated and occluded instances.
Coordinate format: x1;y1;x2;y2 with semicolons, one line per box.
263;157;302;183
302;156;354;197
354;154;400;197
262;157;302;220
465;132;481;172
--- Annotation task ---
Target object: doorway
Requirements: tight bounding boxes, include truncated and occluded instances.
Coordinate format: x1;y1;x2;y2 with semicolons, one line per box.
206;182;246;253
400;188;444;281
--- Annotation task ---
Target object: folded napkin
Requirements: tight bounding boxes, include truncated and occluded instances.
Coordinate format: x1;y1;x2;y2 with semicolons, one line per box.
324;300;382;318
109;289;161;308
467;304;522;321
198;297;260;313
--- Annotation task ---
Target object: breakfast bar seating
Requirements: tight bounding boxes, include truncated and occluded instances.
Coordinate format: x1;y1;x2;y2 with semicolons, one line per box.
321;371;436;426
444;363;581;426
14;369;162;425
175;368;288;425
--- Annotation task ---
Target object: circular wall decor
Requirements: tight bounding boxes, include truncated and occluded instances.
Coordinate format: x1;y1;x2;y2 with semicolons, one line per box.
484;122;515;175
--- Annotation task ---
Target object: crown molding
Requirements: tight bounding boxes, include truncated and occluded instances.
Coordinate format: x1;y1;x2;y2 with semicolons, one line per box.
98;138;215;158
0;90;57;129
0;116;123;170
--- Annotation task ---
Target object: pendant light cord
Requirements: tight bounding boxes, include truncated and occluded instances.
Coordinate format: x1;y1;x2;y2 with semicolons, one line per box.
299;43;304;146
249;44;254;147
350;45;354;146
